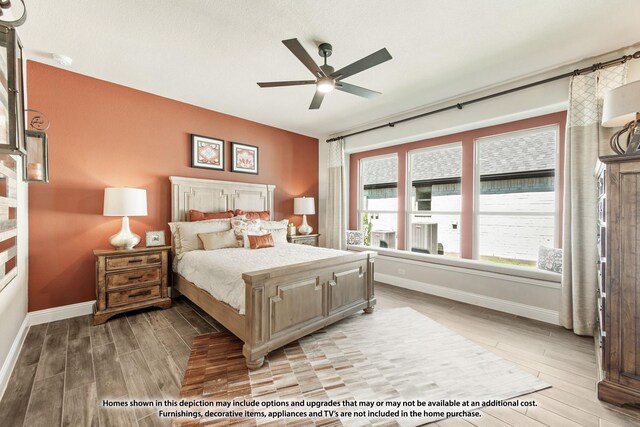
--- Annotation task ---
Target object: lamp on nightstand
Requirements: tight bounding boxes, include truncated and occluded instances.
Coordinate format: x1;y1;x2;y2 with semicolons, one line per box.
103;187;148;250
294;197;315;235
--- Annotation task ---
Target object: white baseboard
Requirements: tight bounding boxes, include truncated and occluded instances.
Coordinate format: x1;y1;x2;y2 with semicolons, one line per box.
376;273;560;325
27;300;95;326
0;315;29;399
0;300;96;400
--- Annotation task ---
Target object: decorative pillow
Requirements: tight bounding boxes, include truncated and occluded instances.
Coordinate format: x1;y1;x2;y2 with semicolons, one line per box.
270;228;288;244
198;229;238;250
248;233;274;249
346;230;364;245
242;230;267;248
231;218;261;241
169;219;232;257
537;246;563;273
259;219;289;230
189;209;234;222
234;209;271;220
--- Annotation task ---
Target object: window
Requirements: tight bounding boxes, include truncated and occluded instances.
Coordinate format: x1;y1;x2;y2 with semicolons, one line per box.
475;125;559;267
407;143;462;257
359;154;398;248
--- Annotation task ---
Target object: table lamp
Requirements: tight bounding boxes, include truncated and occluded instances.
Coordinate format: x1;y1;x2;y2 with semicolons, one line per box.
103;187;148;250
602;80;640;154
294;197;315;235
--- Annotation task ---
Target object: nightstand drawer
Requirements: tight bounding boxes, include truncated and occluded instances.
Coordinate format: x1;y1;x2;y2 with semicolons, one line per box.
107;285;160;307
106;253;162;271
296;238;316;246
106;267;161;290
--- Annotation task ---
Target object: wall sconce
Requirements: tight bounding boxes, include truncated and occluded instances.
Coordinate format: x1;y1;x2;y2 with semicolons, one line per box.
24;109;50;183
24;130;48;182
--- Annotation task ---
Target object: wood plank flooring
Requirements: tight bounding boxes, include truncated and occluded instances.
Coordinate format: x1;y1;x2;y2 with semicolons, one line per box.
0;283;638;426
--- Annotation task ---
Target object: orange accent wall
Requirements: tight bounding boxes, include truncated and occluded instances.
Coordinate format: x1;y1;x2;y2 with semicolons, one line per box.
349;111;567;258
26;61;319;312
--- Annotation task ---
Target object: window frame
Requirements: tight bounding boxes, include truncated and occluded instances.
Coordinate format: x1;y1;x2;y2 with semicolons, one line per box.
472;124;561;262
405;142;463;255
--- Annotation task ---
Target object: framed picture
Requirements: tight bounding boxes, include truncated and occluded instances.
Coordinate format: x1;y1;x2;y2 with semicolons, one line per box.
231;142;259;175
145;230;166;247
191;134;224;170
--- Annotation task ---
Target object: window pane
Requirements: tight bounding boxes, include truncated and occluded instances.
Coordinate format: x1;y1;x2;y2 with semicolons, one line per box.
361;212;397;249
478;215;555;267
410;145;462;212
361;155;398;211
409;214;460;257
477;127;556;213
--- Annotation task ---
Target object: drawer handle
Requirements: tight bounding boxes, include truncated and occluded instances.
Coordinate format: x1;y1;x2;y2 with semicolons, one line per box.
129;290;151;298
148;258;160;262
128;275;144;280
128;259;143;264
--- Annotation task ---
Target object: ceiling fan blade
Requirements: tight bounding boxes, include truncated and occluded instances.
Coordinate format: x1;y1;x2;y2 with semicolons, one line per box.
331;48;392;81
257;80;315;88
282;38;325;78
309;91;325;110
336;82;381;98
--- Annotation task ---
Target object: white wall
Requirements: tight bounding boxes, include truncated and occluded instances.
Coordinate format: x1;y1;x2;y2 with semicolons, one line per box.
0;155;29;391
318;45;640;320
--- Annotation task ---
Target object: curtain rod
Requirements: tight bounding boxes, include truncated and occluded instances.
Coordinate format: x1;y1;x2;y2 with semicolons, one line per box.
326;50;640;143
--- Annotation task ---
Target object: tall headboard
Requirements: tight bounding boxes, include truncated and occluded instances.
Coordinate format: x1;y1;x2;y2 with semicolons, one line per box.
170;176;276;222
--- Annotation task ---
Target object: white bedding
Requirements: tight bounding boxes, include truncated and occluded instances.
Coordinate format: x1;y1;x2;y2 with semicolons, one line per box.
174;243;347;314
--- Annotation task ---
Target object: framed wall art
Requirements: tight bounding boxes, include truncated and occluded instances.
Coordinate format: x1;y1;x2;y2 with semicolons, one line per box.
231;142;259;175
191;134;224;170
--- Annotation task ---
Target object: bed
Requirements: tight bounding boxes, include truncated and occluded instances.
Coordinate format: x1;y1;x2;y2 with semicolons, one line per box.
169;176;376;369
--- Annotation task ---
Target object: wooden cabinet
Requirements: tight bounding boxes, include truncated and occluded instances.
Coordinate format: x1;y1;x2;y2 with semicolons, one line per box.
93;246;171;325
287;233;320;246
597;155;640;406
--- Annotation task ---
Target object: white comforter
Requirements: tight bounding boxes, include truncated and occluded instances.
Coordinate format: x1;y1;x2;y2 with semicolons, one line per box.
174;243;347;314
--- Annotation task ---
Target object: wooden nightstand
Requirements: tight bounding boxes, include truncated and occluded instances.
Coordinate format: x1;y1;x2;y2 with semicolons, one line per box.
93;246;171;325
287;233;320;247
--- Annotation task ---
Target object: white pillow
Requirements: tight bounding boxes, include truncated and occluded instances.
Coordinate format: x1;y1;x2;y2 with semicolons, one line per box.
260;219;289;230
198;229;238;250
242;230;267;248
270;228;288;244
231;218;261;241
169;218;232;257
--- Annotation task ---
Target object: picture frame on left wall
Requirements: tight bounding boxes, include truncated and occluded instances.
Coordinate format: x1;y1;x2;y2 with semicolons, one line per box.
191;134;224;170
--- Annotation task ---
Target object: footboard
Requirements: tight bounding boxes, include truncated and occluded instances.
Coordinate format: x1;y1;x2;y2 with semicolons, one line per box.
241;250;376;368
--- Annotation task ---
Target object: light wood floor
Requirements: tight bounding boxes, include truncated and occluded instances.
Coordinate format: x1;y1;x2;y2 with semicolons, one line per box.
0;283;639;426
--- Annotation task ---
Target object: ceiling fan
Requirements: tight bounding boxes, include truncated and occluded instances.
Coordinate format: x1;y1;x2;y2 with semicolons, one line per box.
257;38;392;110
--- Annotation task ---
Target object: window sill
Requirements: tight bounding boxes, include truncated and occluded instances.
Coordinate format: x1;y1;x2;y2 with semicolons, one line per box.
347;245;561;284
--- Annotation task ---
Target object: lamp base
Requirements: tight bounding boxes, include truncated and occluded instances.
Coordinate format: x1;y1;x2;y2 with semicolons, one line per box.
109;216;140;250
298;214;313;235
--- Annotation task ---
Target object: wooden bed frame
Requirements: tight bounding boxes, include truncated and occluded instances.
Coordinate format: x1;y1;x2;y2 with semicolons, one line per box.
170;176;376;369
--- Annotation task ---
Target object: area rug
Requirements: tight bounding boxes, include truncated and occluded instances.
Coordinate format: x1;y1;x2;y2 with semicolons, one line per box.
178;307;549;426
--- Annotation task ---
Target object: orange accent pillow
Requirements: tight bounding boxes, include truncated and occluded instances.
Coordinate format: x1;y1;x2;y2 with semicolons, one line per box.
234;209;270;220
189;209;234;222
248;233;274;249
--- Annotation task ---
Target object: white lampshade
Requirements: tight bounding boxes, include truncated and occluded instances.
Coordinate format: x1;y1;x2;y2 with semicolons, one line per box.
103;187;148;217
602;80;640;127
294;197;315;215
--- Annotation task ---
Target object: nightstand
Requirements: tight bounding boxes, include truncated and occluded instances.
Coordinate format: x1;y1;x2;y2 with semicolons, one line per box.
93;246;171;325
287;233;320;247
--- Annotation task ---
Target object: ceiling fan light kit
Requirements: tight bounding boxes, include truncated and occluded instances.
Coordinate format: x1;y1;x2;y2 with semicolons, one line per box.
257;38;392;109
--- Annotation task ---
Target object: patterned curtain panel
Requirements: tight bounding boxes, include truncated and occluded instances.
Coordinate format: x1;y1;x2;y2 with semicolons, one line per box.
561;64;627;336
326;138;346;249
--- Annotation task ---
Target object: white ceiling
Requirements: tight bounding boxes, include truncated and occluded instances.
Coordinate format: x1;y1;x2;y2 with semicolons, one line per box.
18;0;640;138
